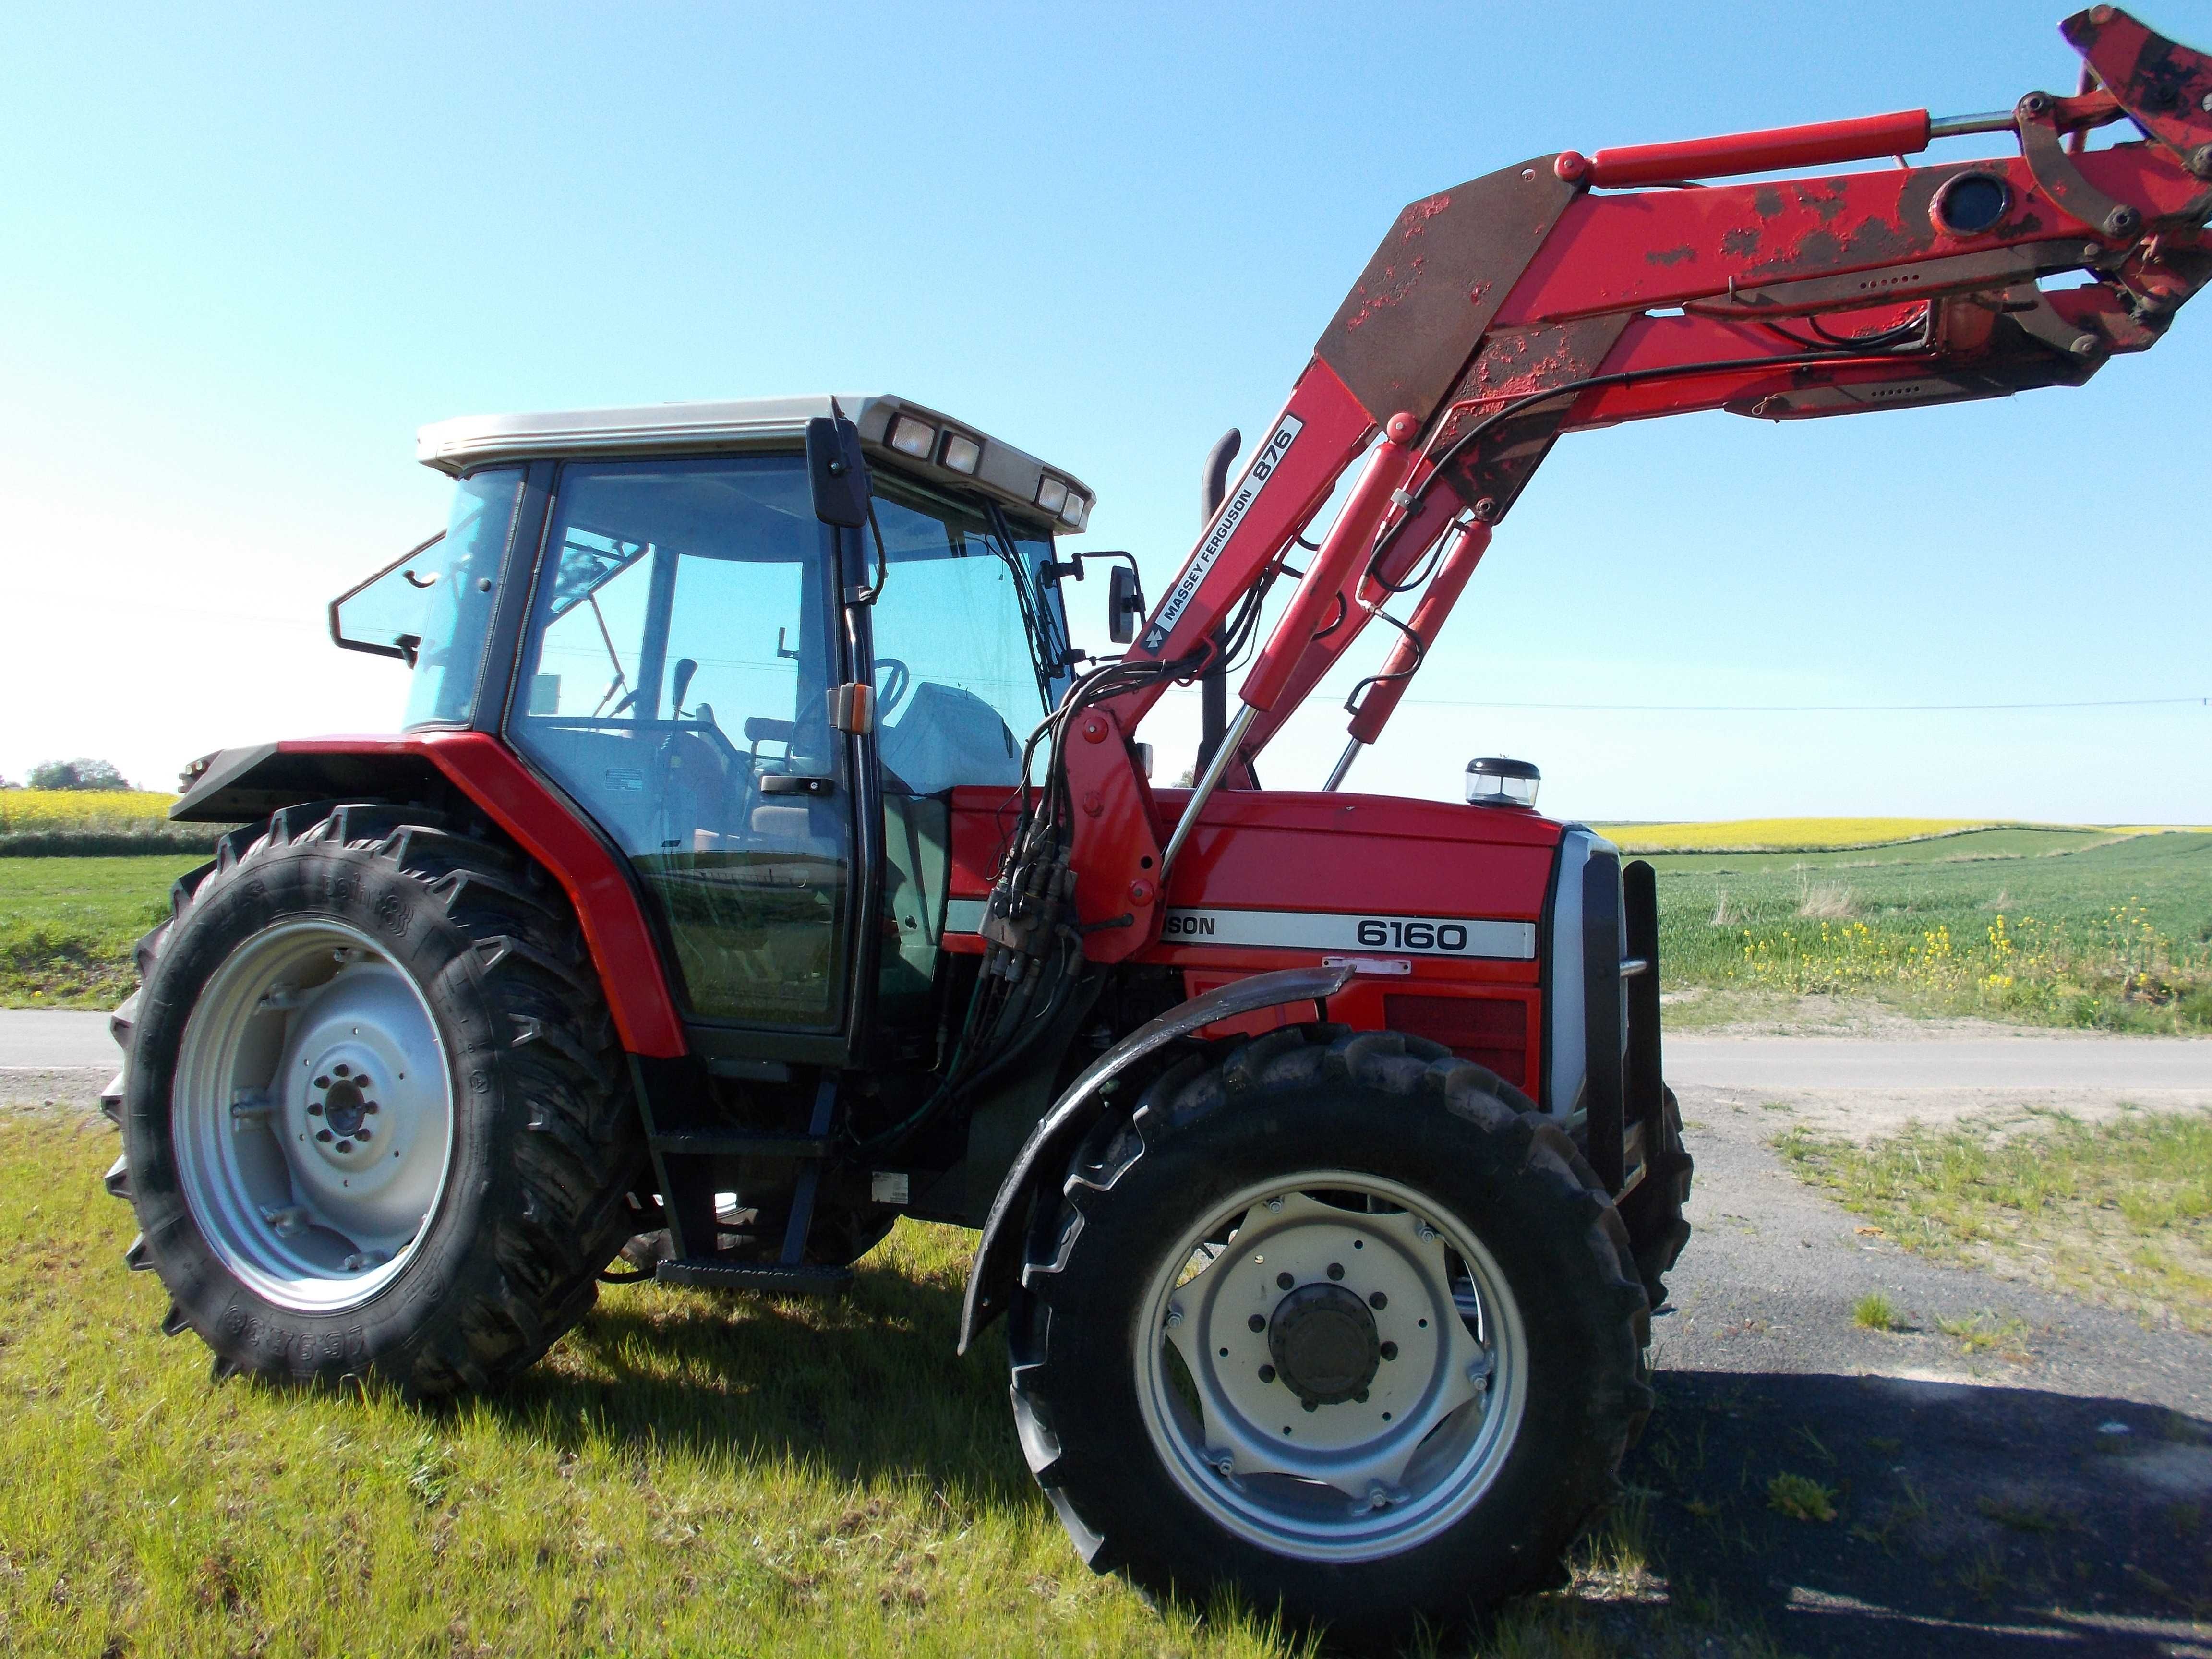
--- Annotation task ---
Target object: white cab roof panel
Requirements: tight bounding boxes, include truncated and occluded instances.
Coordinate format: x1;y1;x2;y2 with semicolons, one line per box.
416;394;1092;531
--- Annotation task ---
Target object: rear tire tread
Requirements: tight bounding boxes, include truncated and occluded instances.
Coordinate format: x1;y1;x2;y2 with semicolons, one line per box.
108;801;645;1398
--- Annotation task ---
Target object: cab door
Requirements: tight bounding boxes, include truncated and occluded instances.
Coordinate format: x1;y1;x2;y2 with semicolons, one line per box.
506;454;870;1044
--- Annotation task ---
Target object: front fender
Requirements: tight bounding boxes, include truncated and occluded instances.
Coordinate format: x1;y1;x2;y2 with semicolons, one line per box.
956;962;1353;1354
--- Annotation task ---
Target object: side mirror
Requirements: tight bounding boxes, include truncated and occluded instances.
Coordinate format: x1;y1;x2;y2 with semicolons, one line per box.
806;415;870;529
1107;564;1146;645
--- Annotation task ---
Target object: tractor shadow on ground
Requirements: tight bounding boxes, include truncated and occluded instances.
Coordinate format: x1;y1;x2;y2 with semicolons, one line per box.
1582;1367;2212;1658
472;1256;1039;1504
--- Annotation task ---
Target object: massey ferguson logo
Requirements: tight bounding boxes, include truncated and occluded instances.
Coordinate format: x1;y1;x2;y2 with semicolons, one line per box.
1142;414;1303;653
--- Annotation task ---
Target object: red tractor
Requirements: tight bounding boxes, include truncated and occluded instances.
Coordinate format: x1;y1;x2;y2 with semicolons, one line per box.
104;8;2209;1632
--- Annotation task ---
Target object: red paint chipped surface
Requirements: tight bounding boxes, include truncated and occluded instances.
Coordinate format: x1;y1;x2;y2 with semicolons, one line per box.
1342;257;1426;329
1398;195;1451;239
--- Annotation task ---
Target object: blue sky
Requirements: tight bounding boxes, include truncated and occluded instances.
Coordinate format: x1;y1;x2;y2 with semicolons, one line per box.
4;1;2207;822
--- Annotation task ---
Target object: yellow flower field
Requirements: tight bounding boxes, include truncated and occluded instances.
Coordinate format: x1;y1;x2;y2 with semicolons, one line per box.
0;790;176;834
1593;817;1992;852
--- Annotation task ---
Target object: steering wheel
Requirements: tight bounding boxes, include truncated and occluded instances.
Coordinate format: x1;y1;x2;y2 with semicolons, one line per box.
874;657;913;722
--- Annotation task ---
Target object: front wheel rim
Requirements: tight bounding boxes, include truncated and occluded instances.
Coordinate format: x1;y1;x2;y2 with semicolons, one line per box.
171;919;456;1315
1133;1169;1528;1563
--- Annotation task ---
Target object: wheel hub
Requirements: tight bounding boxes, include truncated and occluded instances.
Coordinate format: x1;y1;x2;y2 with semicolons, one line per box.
1267;1282;1379;1405
307;1061;378;1153
1137;1177;1527;1562
171;922;454;1313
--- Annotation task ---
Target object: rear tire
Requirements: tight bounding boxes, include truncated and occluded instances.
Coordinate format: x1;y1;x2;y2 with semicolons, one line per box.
1007;1026;1651;1638
107;803;646;1395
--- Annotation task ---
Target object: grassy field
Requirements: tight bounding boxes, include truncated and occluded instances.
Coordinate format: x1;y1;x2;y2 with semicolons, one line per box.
0;1111;1765;1659
0;856;205;1006
1778;1107;2212;1333
1648;830;2212;1033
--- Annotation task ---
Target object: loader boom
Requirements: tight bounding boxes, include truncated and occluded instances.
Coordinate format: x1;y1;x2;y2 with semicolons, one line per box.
1037;5;2209;954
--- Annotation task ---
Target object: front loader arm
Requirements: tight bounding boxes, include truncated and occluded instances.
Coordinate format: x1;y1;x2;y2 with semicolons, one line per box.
1043;6;2210;962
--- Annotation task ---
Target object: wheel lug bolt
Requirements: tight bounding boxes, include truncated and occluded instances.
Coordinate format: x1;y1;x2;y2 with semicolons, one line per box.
1369;1291;1387;1310
317;1129;333;1142
1248;1314;1265;1333
1302;1399;1318;1413
1381;1341;1398;1361
1276;1272;1294;1291
1355;1389;1369;1403
364;1102;379;1114
337;1140;353;1153
314;1076;330;1088
1327;1262;1344;1281
356;1128;372;1141
307;1103;323;1116
1258;1364;1276;1383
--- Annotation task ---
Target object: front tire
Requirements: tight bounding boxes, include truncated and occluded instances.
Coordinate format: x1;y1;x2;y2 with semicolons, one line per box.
1008;1026;1651;1637
108;803;646;1395
1617;1084;1693;1307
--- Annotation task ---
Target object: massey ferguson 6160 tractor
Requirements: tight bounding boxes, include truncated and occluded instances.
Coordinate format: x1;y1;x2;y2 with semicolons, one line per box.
104;8;2208;1631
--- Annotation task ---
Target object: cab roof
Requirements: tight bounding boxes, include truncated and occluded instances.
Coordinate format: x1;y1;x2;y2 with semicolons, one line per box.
415;394;1093;532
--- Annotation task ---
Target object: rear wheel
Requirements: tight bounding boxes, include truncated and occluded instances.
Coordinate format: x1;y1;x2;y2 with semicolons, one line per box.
1008;1026;1651;1636
107;803;647;1395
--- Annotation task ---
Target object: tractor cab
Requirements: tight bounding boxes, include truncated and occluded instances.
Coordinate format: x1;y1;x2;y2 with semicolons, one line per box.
332;396;1095;1063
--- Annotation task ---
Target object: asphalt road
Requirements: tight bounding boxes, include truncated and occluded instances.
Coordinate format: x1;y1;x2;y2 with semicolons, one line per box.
1669;1033;2212;1093
0;1009;117;1070
1632;1067;2212;1657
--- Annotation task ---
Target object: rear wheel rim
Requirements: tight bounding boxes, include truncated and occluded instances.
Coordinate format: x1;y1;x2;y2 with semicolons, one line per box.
1132;1169;1527;1562
172;919;455;1315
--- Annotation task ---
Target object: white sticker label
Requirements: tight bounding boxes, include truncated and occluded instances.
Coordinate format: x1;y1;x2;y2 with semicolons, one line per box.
1162;907;1535;960
1142;413;1304;653
870;1171;911;1205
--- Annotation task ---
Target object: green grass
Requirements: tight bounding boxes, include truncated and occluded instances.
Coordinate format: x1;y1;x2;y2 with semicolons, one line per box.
1763;1473;1837;1524
0;856;206;1007
1653;830;2212;1032
1778;1107;2212;1332
0;1111;1777;1658
1851;1291;1902;1332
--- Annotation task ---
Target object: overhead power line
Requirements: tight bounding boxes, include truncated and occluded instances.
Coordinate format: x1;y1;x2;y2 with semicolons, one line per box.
1399;694;2212;714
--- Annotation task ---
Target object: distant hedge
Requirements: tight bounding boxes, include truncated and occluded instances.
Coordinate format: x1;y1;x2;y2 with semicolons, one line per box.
0;827;230;858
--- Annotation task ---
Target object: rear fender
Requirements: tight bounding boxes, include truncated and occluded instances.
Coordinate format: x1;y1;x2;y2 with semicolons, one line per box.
956;962;1353;1353
171;733;686;1057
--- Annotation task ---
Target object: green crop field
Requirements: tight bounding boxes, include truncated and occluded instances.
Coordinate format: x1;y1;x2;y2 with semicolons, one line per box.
1646;830;2212;1032
0;856;206;1007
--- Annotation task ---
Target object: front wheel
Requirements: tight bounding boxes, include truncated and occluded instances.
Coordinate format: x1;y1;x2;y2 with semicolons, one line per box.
1007;1026;1652;1636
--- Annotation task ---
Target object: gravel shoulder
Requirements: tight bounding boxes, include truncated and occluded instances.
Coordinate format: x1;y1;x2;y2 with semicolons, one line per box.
1615;1075;2212;1656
